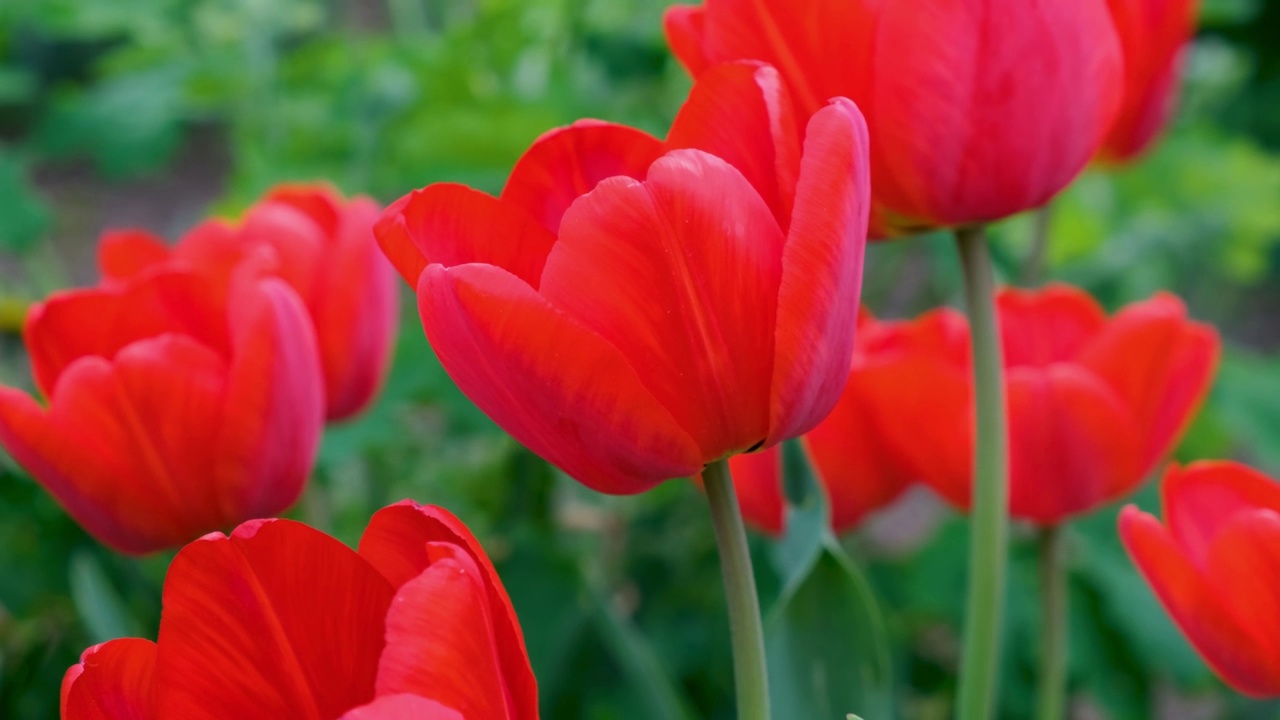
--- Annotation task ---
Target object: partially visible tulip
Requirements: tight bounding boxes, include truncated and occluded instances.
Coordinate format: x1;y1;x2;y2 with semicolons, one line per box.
98;183;398;421
60;501;538;719
1099;0;1200;162
0;268;324;554
870;285;1218;524
730;314;919;535
664;0;1124;236
376;71;869;495
1120;462;1280;698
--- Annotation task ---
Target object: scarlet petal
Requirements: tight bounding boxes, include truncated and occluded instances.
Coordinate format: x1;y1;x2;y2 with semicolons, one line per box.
997;285;1107;367
1006;365;1144;523
541;150;784;458
216;279;324;518
500;121;665;234
97;230;171;283
358;502;538;717
666;61;801;224
768;99;870;445
376;544;529;719
264;183;345;236
727;447;786;535
61;639;157;720
374;193;431;286
339;695;465;720
1079;293;1220;470
419;263;701;494
378;184;557;288
1202;510;1280;696
1121;507;1280;698
153;519;396;720
662;5;711;76
1161;462;1280;569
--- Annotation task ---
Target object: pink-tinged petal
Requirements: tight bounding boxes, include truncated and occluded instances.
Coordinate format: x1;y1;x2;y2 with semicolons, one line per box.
767;99;870;444
357;501;538;717
24;271;230;397
154;519;396;720
377;184;557;288
1202;509;1280;697
263;183;345;237
1120;506;1280;698
97;230;171;283
61;639;156;720
1079;293;1220;470
0;336;233;554
997;285;1107;367
1161;461;1280;569
870;0;1122;228
339;695;465;720
307;195;399;420
727;447;786;535
419;263;701;494
500;121;665;235
663;5;711;76
235;203;327;299
541;150;784;459
216;279;324;518
376;543;532;719
666;61;801;225
1006;365;1144;523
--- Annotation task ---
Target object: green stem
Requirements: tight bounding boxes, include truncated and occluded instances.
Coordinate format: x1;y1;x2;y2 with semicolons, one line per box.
1023;203;1053;285
1036;525;1069;720
954;225;1010;720
704;458;770;720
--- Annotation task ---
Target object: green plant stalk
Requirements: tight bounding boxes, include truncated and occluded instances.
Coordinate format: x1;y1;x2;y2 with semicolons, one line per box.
704;458;771;720
1023;202;1053;285
1036;525;1068;720
954;224;1011;720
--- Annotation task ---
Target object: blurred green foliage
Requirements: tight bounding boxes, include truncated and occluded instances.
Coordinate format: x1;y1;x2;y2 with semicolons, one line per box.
2;0;1280;719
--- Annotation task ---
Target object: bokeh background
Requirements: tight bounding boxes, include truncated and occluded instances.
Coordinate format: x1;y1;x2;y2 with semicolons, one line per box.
2;0;1280;718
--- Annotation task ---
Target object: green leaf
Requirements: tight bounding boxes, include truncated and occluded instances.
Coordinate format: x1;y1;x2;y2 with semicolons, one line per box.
68;551;143;643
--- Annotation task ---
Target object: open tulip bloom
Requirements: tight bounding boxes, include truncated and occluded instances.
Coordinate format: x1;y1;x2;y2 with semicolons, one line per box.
1121;462;1280;698
59;501;538;719
0;266;324;554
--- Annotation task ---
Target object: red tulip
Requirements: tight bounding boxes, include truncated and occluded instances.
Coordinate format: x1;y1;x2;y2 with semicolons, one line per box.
729;313;920;535
1120;462;1280;698
0;268;323;554
1099;0;1199;162
664;0;1124;236
60;501;538;719
98;183;398;421
868;284;1218;524
376;69;869;495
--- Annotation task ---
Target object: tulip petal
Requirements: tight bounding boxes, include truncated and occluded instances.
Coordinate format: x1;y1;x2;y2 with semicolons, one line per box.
61;639;157;720
768;99;870;444
500;121;665;234
727;447;786;535
339;695;465;720
375;184;557;290
1006;365;1144;523
1203;510;1280;696
997;285;1107;367
154;519;396;720
263;183;345;236
1121;506;1280;698
419;263;702;494
376;543;525;719
1161;461;1280;569
1079;293;1220;470
666;61;801;224
97;230;171;283
358;501;538;717
373;193;431;287
541;150;784;458
663;5;710;75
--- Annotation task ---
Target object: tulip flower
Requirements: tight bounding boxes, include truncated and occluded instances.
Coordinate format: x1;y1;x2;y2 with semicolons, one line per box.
730;314;918;535
375;72;869;496
1120;461;1280;698
869;285;1218;525
98;183;398;421
60;500;538;719
664;0;1124;236
1099;0;1200;162
0;268;324;554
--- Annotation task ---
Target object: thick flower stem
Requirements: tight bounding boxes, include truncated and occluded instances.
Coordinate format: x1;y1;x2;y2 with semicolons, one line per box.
1036;525;1069;720
1023;203;1053;285
703;458;770;720
955;224;1010;720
